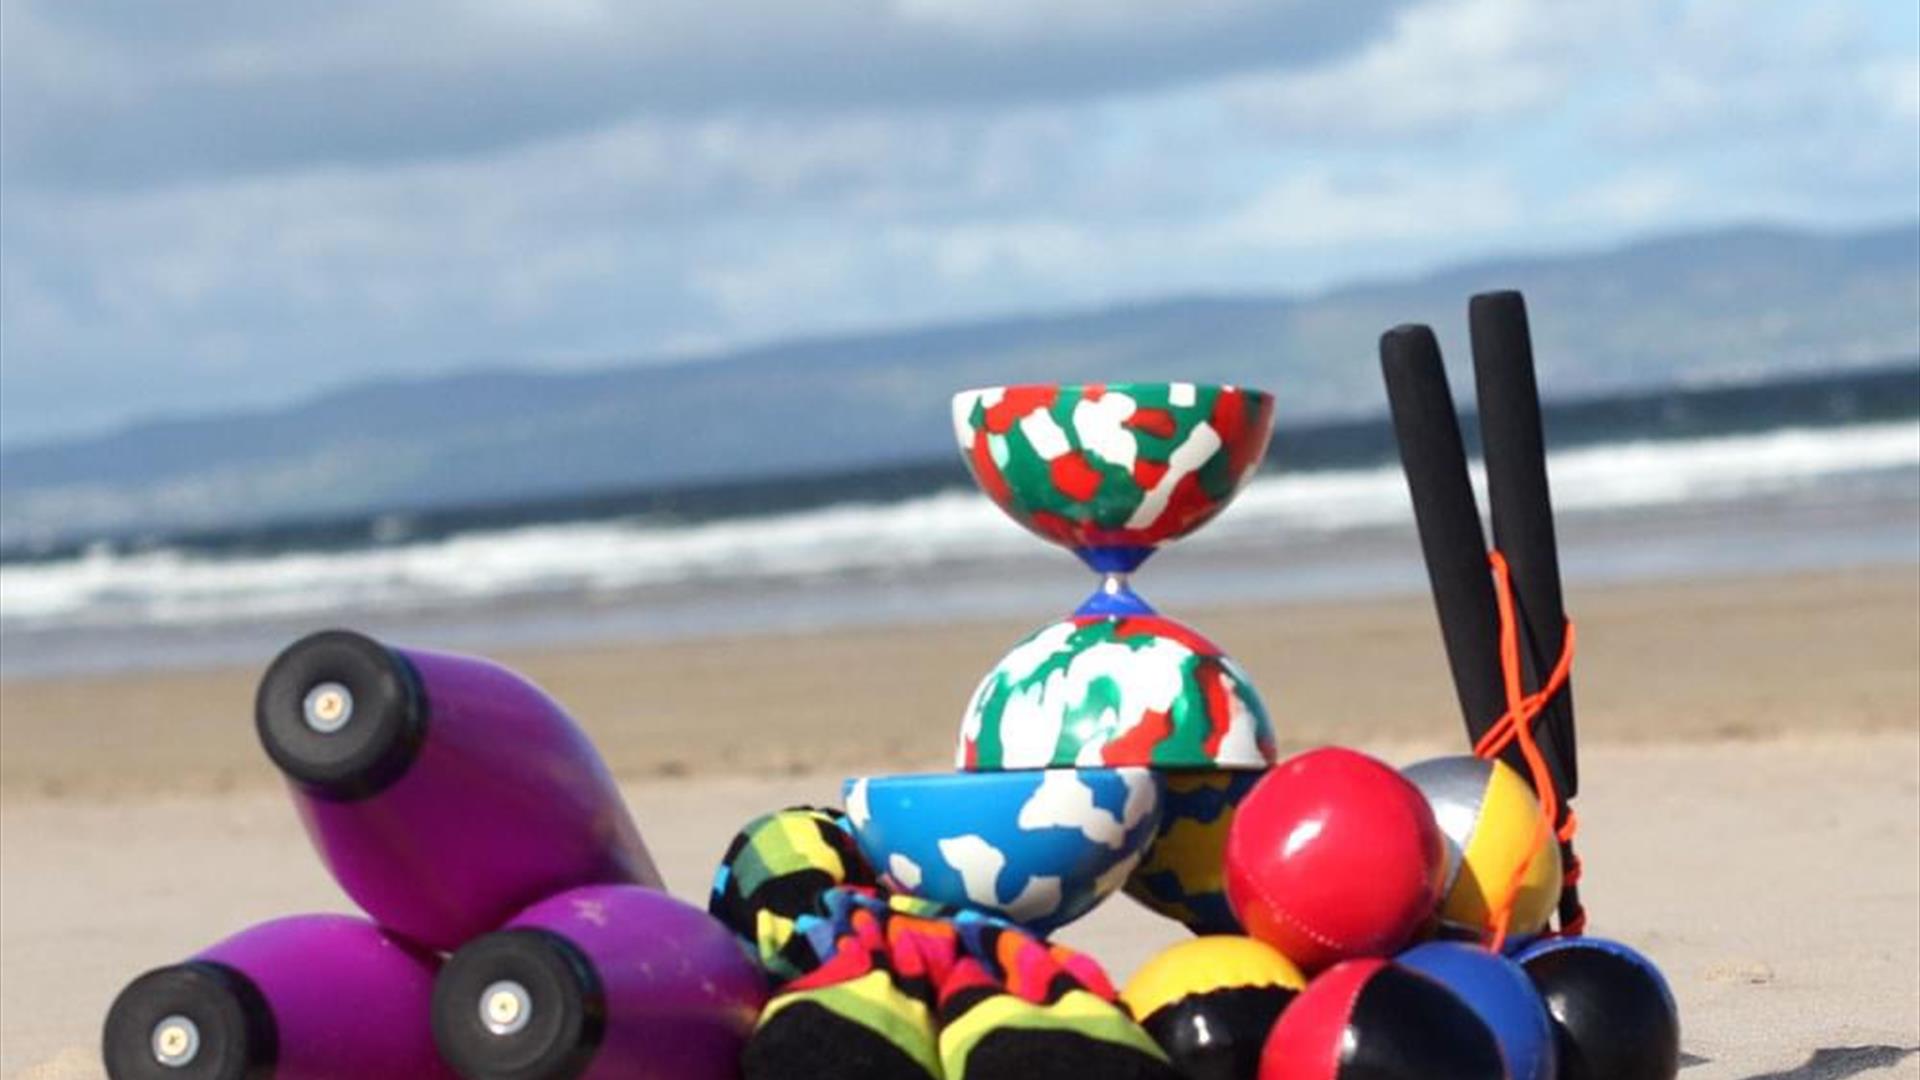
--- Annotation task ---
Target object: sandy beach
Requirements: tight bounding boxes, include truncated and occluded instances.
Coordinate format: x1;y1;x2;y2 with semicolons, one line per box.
3;567;1917;1077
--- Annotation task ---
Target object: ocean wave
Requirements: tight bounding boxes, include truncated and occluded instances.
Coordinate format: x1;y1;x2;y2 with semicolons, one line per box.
3;421;1915;630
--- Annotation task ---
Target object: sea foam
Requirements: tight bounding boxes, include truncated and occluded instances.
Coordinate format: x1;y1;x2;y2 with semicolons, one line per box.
3;421;1915;630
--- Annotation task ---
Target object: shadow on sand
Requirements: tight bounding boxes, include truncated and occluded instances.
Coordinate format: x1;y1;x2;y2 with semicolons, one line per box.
1731;1045;1920;1080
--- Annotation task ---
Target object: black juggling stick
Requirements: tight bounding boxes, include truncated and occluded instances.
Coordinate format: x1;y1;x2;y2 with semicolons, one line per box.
1468;291;1584;931
1469;291;1579;798
1379;325;1510;747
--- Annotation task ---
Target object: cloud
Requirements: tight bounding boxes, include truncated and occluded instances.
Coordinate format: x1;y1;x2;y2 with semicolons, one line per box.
1872;57;1920;123
1565;171;1693;228
1596;3;1916;145
871;164;1524;292
1224;0;1920;171
1224;166;1520;246
1223;0;1588;138
0;0;1405;189
0;0;1914;445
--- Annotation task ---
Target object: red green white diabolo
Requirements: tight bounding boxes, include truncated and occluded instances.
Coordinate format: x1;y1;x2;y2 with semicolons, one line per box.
952;382;1274;570
842;381;1277;938
938;381;1280;936
959;613;1274;771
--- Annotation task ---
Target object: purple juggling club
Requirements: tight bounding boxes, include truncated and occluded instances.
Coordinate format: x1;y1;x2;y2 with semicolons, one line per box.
103;913;453;1079
255;630;663;951
432;884;767;1080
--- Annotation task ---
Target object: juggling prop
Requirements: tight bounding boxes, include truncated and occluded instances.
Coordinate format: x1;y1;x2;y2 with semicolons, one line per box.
709;806;878;981
749;966;941;1080
844;767;1162;934
937;957;1177;1080
747;891;977;1080
1123;935;1306;1080
1259;959;1507;1080
890;382;1279;936
1398;941;1556;1080
1123;770;1264;935
432;883;765;1080
740;887;952;1080
950;383;1274;567
1469;293;1580;807
256;629;662;950
1403;755;1561;943
1374;292;1680;1072
958;613;1273;772
96;295;1689;1078
1223;747;1446;972
736;884;1174;1080
103;914;450;1080
1515;937;1680;1080
1380;295;1584;935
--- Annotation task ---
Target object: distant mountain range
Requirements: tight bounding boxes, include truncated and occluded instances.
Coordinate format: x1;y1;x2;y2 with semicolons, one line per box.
4;220;1915;547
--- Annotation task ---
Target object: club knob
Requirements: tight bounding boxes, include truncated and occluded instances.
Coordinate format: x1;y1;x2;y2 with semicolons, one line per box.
256;630;425;799
432;929;605;1079
103;962;276;1080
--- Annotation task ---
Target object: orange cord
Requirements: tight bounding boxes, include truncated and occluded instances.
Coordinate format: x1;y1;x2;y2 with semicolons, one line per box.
1472;550;1584;949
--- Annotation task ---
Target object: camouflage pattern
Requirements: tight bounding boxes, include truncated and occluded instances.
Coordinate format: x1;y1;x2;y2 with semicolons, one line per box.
1123;770;1265;934
952;383;1273;562
844;767;1163;935
959;615;1275;772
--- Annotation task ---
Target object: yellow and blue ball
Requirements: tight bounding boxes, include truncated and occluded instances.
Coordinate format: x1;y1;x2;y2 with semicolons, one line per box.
1402;755;1562;942
1123;770;1263;934
1122;935;1306;1080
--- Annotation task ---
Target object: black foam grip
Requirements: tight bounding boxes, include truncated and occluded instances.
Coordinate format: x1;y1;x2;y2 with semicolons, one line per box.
1379;325;1507;743
1469;292;1579;797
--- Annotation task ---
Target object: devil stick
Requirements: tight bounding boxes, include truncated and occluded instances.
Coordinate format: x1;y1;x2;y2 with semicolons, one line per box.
1469;290;1583;927
1468;291;1578;798
1379;325;1511;749
1382;324;1581;831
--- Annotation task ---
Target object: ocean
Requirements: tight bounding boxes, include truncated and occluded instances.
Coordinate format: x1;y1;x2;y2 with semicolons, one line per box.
2;366;1915;679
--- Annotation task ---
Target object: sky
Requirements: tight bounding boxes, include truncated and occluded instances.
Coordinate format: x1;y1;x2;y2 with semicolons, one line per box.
2;0;1916;446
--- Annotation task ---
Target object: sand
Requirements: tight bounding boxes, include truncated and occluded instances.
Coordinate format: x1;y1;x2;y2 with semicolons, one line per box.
5;568;1918;800
2;568;1917;1077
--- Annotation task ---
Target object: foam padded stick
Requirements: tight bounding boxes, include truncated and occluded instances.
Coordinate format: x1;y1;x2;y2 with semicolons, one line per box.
433;884;767;1080
1468;291;1579;797
1469;291;1585;929
1379;326;1509;747
257;630;662;950
103;914;451;1080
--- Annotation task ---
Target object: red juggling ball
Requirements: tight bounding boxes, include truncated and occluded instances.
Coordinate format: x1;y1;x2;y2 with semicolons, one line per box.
1224;746;1446;972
